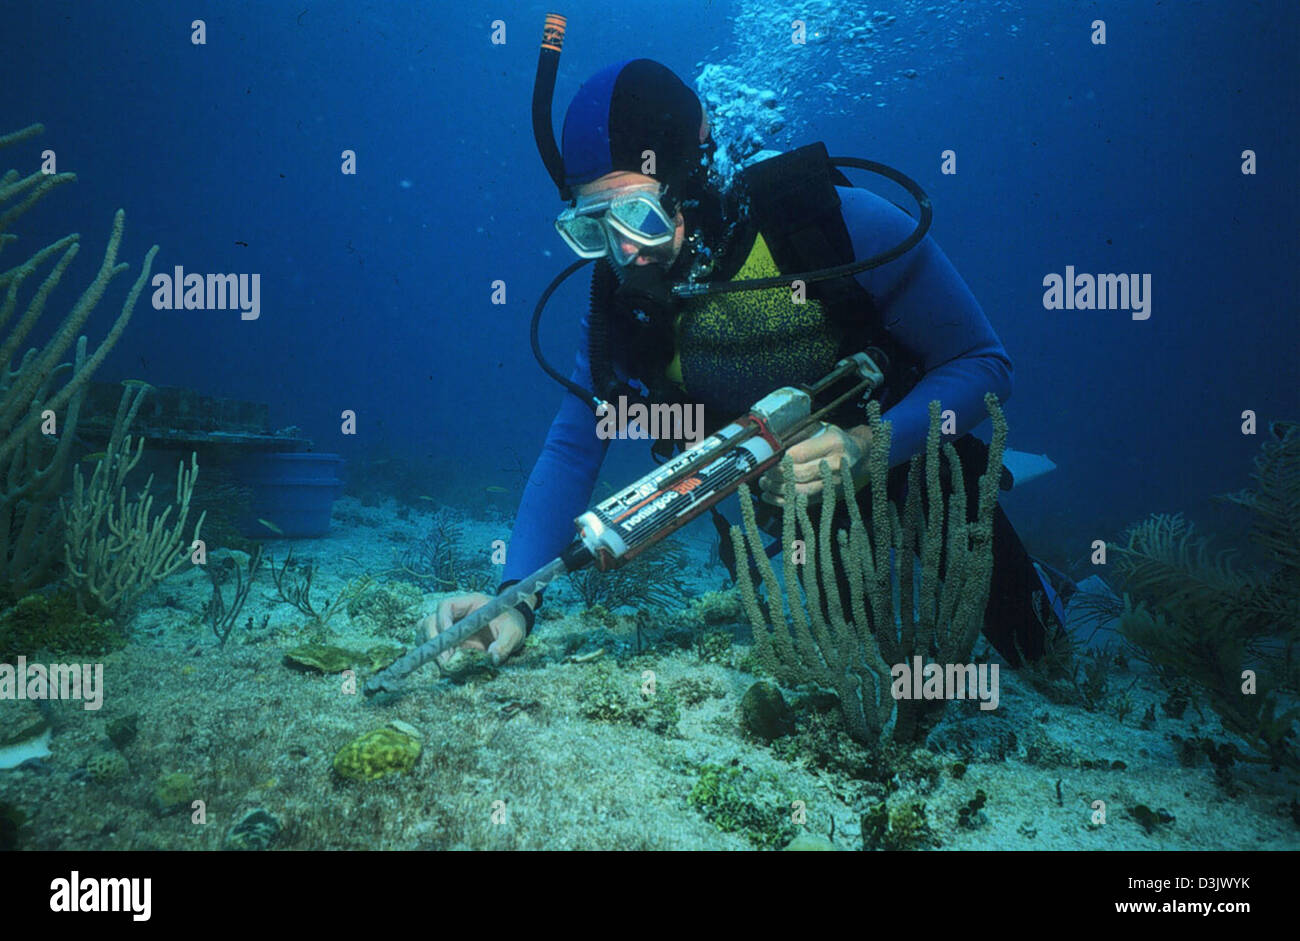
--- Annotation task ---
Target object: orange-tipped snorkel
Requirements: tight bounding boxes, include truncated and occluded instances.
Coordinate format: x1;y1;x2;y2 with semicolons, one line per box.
532;13;571;200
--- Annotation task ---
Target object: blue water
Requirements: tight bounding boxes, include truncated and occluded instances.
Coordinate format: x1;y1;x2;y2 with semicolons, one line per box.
6;0;1294;554
1;0;1297;854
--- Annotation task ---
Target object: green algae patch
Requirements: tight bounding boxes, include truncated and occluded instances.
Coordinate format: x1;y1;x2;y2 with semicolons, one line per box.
687;762;797;849
364;644;406;672
283;643;356;673
153;772;199;815
332;723;422;781
284;643;407;674
0;590;124;661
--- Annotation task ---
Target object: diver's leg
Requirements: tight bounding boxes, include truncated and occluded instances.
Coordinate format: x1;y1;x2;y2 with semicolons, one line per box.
948;435;1055;666
982;504;1054;666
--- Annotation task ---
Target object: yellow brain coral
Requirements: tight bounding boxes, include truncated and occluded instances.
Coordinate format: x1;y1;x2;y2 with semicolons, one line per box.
332;724;422;782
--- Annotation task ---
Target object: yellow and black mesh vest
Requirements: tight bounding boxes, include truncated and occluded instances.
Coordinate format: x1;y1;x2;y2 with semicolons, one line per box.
667;233;843;417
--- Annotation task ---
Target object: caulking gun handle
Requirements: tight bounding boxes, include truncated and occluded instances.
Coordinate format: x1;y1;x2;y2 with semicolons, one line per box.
561;539;595;572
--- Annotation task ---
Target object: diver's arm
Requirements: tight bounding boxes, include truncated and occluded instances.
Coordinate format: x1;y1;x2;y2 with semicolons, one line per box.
501;318;610;595
419;362;603;660
837;186;1014;463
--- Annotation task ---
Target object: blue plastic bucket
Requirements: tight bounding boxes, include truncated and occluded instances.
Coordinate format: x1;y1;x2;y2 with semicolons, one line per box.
240;453;345;538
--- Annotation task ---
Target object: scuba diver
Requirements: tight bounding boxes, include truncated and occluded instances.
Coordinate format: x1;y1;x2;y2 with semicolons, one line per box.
421;46;1067;667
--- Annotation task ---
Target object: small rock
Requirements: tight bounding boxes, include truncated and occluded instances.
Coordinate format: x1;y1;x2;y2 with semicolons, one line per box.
387;719;421;740
0;701;48;750
86;750;129;785
364;644;406;671
784;833;839;851
739;681;795;740
106;714;139;750
224;808;281;851
283;643;356;673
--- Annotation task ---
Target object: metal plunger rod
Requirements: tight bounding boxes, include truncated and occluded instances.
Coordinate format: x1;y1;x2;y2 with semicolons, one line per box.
363;556;572;696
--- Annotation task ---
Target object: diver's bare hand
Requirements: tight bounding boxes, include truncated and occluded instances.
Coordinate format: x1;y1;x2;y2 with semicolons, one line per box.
417;592;528;665
757;423;870;506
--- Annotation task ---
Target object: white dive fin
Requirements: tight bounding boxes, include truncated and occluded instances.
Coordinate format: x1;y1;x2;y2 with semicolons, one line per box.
1002;449;1057;488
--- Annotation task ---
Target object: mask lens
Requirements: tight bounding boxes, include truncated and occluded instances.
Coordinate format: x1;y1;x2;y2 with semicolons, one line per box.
555;212;608;257
556;186;676;262
609;194;673;241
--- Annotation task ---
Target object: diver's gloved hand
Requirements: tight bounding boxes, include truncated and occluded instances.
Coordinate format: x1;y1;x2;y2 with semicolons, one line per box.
417;592;529;666
757;422;871;506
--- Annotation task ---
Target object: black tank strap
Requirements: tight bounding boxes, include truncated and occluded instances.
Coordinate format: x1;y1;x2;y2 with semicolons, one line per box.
741;142;865;316
741;143;923;415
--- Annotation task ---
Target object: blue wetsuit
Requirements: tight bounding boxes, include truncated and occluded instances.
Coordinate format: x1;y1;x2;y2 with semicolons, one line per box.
503;185;1013;585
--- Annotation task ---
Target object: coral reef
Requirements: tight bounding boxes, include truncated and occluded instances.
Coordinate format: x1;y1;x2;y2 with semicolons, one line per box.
686;762;798;849
1112;422;1300;770
566;538;691;612
576;662;680;734
0;588;124;660
61;384;205;614
390;509;495;593
269;548;366;628
0;124;158;596
332;723;422;782
731;395;1006;743
204;546;263;644
10;590;1295;851
346;579;423;639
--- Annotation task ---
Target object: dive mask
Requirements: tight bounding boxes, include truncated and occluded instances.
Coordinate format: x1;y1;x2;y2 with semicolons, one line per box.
555;184;677;266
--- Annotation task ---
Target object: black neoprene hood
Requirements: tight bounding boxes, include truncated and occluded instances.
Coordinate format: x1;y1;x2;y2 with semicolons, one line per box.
561;58;706;192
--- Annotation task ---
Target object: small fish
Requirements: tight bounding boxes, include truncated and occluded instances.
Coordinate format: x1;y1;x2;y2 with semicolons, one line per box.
485;486;509;494
235;240;249;247
257;518;284;535
418;495;436;502
81;451;106;462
